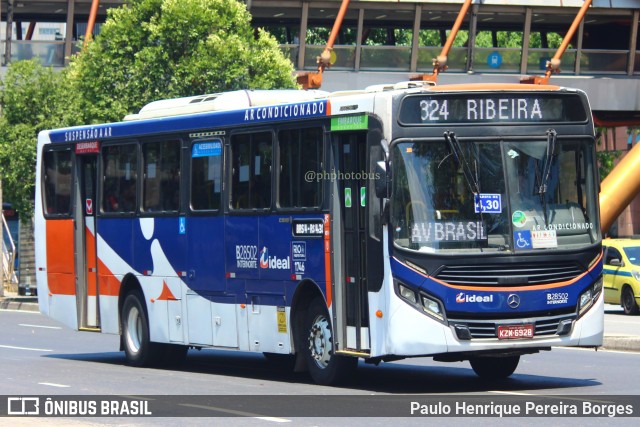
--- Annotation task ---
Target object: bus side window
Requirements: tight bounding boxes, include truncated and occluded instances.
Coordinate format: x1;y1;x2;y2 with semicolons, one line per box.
231;132;272;210
102;144;138;214
278;127;323;209
191;148;222;211
142;140;180;213
42;149;72;216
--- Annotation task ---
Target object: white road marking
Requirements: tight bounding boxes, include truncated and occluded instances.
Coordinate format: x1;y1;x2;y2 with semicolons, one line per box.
39;382;70;388
19;323;61;330
0;344;52;352
180;403;291;422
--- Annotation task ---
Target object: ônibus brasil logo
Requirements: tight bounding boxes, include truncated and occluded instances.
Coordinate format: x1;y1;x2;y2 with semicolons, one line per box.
259;247;290;270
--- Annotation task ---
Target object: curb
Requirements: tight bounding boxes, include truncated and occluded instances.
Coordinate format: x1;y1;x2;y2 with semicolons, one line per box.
601;336;640;353
0;298;39;312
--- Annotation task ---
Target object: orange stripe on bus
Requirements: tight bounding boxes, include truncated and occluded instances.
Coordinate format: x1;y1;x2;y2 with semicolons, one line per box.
46;219;75;295
394;251;602;292
97;257;121;297
156;281;178;301
324;213;332;307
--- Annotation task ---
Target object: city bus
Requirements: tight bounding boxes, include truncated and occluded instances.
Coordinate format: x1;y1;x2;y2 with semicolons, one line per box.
35;82;603;385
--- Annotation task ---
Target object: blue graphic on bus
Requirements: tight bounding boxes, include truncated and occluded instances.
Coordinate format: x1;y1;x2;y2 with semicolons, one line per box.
474;193;502;213
514;230;532;249
192;140;222;157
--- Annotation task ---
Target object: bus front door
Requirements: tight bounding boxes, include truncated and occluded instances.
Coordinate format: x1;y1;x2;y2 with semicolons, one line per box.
73;154;100;330
332;133;370;352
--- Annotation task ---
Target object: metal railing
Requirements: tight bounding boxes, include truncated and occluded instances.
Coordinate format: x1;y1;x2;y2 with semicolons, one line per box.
288;43;639;76
0;39;636;76
1;213;18;291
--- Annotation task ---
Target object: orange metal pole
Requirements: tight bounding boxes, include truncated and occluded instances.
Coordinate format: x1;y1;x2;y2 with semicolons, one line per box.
600;141;640;234
543;0;592;81
25;21;35;40
411;0;472;83
438;0;472;65
297;0;350;89
324;0;350;58
84;0;101;47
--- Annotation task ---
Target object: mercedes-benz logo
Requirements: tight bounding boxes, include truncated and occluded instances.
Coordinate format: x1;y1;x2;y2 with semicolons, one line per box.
507;294;520;309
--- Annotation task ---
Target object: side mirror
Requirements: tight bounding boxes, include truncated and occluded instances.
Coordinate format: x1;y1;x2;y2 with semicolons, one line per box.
608;258;623;267
374;161;388;199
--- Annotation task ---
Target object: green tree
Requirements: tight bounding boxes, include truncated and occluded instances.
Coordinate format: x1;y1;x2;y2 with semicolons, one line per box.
67;0;298;124
0;59;81;218
596;127;624;182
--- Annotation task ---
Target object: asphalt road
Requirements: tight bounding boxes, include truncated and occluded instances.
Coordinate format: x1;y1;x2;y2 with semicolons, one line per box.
1;308;639;426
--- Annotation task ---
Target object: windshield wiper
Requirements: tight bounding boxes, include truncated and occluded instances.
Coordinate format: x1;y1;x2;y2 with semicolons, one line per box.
537;129;557;225
538;129;557;197
444;131;480;195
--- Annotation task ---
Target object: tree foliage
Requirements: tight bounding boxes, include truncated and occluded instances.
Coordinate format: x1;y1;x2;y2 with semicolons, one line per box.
0;0;299;217
66;0;297;123
0;60;82;218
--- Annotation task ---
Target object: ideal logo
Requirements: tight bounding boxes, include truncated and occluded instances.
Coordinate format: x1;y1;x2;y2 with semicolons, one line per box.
260;247;269;268
260;247;291;270
456;292;494;303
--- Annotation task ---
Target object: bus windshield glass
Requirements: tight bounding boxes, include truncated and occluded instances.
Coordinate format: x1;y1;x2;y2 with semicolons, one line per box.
391;137;600;253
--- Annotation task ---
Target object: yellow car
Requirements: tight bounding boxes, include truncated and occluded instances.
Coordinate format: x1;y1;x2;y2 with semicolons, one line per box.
603;238;640;315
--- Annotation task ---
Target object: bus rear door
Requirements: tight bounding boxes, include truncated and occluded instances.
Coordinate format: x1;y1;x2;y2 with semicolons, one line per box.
73;150;100;330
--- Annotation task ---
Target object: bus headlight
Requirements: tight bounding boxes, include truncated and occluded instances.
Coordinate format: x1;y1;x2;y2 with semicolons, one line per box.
395;281;446;323
578;277;603;316
398;283;417;304
421;295;444;321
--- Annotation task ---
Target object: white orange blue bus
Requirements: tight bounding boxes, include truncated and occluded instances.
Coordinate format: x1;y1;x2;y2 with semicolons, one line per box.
35;82;603;385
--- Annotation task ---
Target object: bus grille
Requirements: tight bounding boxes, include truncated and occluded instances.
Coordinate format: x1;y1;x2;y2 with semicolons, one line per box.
434;262;583;287
448;314;576;339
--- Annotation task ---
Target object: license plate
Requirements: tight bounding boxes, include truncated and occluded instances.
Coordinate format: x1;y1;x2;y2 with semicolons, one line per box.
497;324;534;339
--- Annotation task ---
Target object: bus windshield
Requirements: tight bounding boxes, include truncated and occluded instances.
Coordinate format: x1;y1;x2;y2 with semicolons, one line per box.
391;136;600;254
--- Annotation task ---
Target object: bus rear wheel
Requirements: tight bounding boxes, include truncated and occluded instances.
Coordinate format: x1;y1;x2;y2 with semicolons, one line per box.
469;355;519;380
301;298;357;385
121;290;161;367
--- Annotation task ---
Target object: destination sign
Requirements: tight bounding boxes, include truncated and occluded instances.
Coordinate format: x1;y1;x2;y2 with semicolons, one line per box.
411;221;488;243
399;93;587;125
292;219;324;238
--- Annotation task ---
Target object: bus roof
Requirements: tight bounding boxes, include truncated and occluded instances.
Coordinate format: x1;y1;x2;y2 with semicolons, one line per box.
44;82;585;145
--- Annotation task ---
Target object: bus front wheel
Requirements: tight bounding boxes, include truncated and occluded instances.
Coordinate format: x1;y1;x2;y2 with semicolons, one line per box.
301;298;357;385
121;290;160;367
469;355;519;380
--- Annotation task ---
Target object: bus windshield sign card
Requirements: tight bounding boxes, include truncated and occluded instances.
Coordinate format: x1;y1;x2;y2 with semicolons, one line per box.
474;193;502;213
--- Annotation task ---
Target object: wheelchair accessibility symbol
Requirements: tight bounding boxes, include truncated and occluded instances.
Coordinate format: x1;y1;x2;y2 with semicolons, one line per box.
514;230;532;249
179;217;186;235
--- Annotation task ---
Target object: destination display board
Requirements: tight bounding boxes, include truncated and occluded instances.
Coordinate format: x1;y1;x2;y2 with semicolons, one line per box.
399;93;588;125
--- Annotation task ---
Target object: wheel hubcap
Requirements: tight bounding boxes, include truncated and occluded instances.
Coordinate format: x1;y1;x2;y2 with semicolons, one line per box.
126;305;142;354
308;314;332;369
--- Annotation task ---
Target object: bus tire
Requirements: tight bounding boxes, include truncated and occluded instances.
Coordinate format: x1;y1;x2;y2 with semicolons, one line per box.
121;290;161;367
302;298;357;385
469;355;519;380
622;286;639;315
